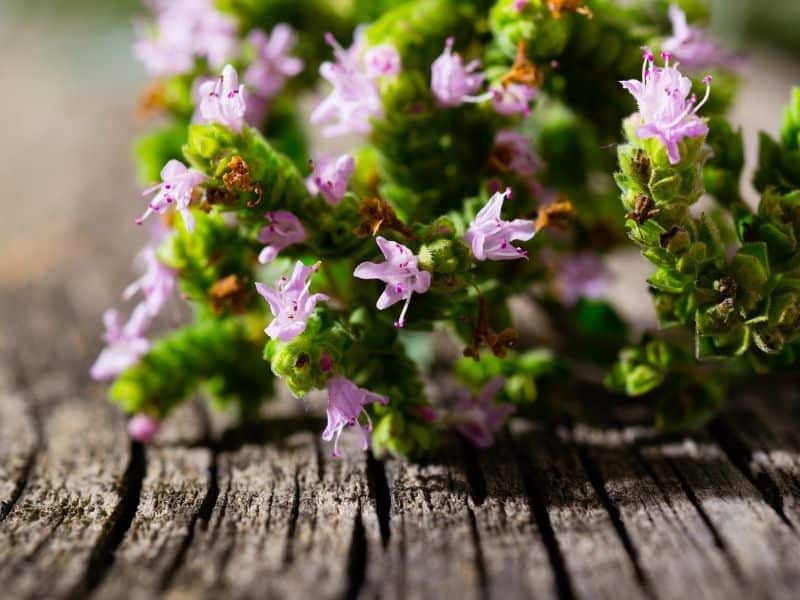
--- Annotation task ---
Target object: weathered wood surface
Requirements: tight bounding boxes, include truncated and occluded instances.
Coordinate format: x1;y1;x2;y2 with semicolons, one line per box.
1;282;799;600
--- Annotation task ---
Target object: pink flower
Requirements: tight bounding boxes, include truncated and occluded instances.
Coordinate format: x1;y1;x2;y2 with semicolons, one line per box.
491;83;538;116
451;377;515;449
430;37;487;107
257;210;307;264
134;0;237;76
244;24;304;102
123;246;177;317
513;0;529;11
620;48;711;165
255;261;329;342
493;129;543;180
306;154;356;205
197;64;248;133
464;188;536;261
137;159;206;233
554;252;611;306
365;44;403;78
128;414;161;444
90;307;151;381
353;237;432;328
323;376;388;457
663;5;738;71
310;30;400;137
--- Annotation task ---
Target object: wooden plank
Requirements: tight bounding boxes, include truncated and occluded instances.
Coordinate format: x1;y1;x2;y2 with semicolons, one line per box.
460;430;557;598
93;402;213;600
638;431;800;597
573;424;748;600
711;411;800;530
0;397;132;599
512;420;644;600
0;384;37;522
165;419;371;600
361;438;484;600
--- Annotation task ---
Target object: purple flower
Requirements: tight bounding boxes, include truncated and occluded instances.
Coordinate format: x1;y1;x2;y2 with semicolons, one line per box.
90;307;151;381
311;30;400;137
128;414;161;444
306;154;356;205
255;261;329;342
513;0;529;11
244;24;304;102
323;376;388;457
124;246;177;317
554;252;611;306
365;44;403;78
491;83;538;116
430;37;487;107
137;159;207;233
464;188;536;261
197;64;248;133
493;129;543;180
353;237;432;328
257;210;307;264
620;48;711;165
134;0;237;77
451;377;515;449
663;5;738;71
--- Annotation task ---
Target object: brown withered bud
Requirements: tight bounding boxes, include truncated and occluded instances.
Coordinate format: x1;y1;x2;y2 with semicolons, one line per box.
535;199;575;232
627;194;660;225
222;156;263;207
202;186;236;209
137;79;166;120
209;274;250;314
714;275;738;300
354;197;414;238
294;353;310;369
501;40;543;89
632;148;651;182
547;0;593;19
463;297;519;361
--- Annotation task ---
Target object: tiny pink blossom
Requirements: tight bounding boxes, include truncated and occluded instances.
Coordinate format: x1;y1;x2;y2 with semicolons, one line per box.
365;44;403;78
491;83;538;116
464;188;536;261
255;261;329;342
134;0;237;76
620;48;711;164
452;377;515;449
512;0;529;11
306;154;356;205
197;64;248;133
320;353;334;373
137;159;206;233
128;414;161;444
311;30;400;137
353;237;432;328
663;5;739;71
244;24;304;102
415;406;438;424
257;210;308;264
90;307;151;381
554;252;612;306
430;37;487;107
124;246;177;317
493;129;543;181
323;376;388;457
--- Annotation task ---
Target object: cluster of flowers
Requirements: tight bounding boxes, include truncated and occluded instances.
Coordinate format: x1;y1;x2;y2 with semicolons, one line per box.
93;0;745;455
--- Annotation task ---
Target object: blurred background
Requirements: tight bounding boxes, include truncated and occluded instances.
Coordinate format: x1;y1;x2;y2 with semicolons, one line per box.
0;0;798;329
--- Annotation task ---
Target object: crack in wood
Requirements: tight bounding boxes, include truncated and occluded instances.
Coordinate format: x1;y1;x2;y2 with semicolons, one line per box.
460;437;488;507
344;505;368;600
160;450;220;590
366;452;392;547
708;417;797;532
510;433;576;600
574;443;654;596
283;470;301;566
465;503;490;600
73;440;146;598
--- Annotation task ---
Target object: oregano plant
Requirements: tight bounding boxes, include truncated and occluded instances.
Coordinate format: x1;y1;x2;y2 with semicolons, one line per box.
91;0;799;457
